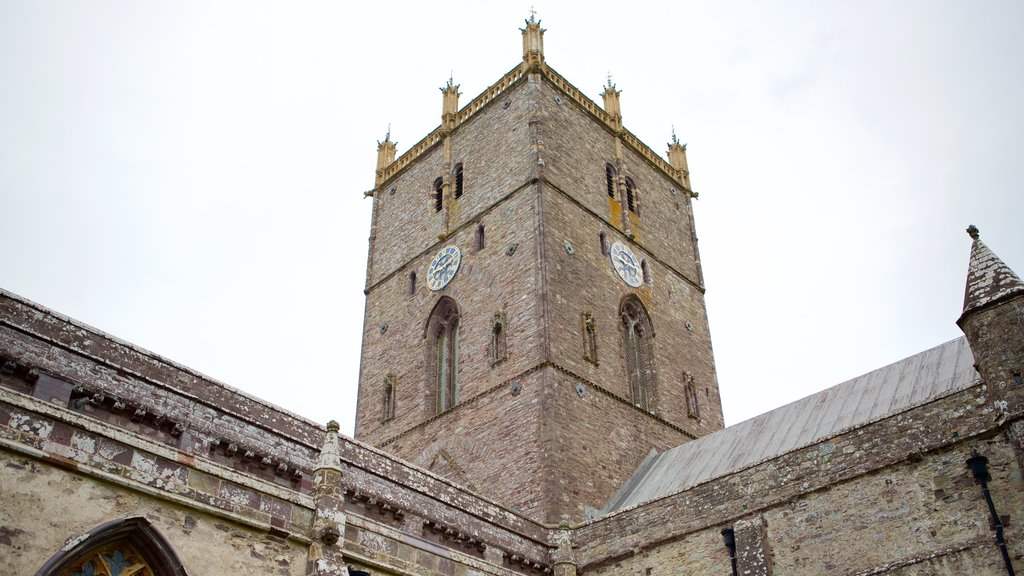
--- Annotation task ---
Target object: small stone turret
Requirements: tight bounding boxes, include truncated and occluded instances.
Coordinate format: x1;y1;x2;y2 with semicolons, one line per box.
956;226;1024;421
521;11;545;73
441;77;461;132
601;78;622;131
374;130;396;187
667;128;690;190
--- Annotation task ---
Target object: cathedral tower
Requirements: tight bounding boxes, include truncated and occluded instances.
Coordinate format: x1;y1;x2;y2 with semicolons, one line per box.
354;17;724;523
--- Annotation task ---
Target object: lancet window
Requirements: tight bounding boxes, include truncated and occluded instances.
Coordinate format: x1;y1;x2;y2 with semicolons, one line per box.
621;297;655;411
426;297;460;413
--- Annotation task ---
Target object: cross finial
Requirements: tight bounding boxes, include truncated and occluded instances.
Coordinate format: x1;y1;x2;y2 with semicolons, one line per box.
529;6;537;23
385;123;391;142
670;125;679;145
967;224;980;240
605;72;614;89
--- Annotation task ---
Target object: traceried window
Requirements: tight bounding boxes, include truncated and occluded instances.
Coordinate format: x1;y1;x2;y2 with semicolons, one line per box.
454;163;464;199
382;373;396;421
433;177;444;212
625;177;639;214
40;517;186;576
426;297;460;413
621;297;655;411
605;164;617;199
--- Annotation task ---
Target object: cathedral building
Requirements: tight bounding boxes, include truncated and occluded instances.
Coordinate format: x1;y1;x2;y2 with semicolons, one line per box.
2;17;1022;576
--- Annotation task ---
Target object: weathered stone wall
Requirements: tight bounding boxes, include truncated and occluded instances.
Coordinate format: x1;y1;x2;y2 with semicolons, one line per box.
541;185;723;436
0;448;310;575
574;381;1024;575
538;366;691;523
380;368;548;520
0;289;565;576
356;186;544;443
536;78;701;285
367;76;535;287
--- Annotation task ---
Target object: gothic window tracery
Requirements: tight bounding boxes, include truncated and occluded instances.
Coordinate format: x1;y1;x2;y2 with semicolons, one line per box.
38;517;186;576
621;297;655;411
426;297;460;413
60;543;153;576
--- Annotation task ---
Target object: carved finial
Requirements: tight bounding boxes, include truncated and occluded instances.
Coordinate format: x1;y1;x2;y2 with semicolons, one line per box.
528;6;537;23
327;420;340;433
967;225;980;240
604;72;617;91
670;126;679;145
384;124;391;142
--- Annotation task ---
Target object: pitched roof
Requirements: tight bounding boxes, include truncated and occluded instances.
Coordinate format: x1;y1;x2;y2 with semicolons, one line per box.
961;227;1024;318
603;337;978;514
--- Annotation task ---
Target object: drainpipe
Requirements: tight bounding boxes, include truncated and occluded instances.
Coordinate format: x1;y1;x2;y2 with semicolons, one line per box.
721;528;737;576
966;453;1016;576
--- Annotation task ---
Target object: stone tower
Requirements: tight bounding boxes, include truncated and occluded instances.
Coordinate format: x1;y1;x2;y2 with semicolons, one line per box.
957;226;1024;427
354;17;724;523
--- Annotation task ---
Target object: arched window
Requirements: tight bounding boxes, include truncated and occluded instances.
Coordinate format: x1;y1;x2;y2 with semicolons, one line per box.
425;297;460;413
599;231;609;256
641;259;651;284
621;297;656;411
605;164;617;199
408;271;417;296
37;517;187;576
625;177;638;214
382;373;396;421
453;164;464;199
475;224;486;251
490;311;508;366
432;177;444;212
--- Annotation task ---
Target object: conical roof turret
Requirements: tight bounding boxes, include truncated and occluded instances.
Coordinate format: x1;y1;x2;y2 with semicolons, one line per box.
959;225;1024;322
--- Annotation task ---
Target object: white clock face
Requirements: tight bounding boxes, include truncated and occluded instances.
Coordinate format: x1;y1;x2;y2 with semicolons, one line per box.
610;242;642;287
426;245;462;291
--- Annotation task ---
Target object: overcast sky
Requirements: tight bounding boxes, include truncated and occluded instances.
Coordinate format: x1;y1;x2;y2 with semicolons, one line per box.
2;1;1022;436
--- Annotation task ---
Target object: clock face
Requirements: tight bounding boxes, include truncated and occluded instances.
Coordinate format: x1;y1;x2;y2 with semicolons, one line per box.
610;242;642;287
426;245;462;291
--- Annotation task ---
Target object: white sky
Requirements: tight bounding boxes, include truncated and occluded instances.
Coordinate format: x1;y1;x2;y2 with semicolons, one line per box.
2;1;1022;437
